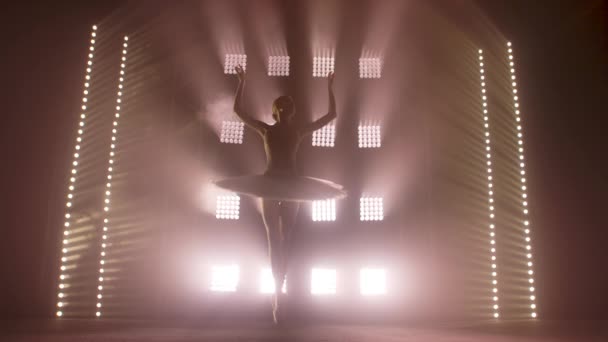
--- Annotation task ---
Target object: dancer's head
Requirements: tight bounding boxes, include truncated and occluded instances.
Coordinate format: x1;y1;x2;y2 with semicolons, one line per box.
272;95;295;122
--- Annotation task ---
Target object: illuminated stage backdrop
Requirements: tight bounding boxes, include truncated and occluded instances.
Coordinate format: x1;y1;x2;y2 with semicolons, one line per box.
53;1;537;322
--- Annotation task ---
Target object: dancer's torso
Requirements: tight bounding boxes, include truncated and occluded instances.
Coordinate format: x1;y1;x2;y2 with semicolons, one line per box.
263;123;301;176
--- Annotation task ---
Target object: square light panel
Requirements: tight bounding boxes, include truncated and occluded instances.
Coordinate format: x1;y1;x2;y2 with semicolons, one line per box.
311;268;337;295
359;58;382;79
360;197;384;221
268;56;290;76
360;268;387;295
216;194;240;220
312;199;336;221
220;121;244;144
224;54;247;74
313;56;335;77
358;124;381;148
312;123;336;147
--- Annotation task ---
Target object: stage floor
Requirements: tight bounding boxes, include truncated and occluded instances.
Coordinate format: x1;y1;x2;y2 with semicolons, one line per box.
1;319;606;341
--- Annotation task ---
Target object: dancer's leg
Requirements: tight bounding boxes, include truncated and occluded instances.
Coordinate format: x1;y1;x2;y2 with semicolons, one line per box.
273;201;299;322
261;199;282;322
278;201;299;284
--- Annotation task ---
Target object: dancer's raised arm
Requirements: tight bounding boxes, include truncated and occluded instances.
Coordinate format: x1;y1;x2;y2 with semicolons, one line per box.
301;71;336;135
234;65;268;134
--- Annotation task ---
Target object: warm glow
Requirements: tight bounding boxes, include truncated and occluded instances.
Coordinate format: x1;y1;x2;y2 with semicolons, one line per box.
360;197;384;221
211;265;240;292
311;268;337;295
360;268;387;296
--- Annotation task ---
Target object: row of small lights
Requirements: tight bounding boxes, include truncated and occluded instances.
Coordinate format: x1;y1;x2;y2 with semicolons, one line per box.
56;25;98;318
95;35;129;318
478;49;500;319
220;120;381;148
507;42;537;318
211;266;387;296
225;54;382;78
215;196;383;222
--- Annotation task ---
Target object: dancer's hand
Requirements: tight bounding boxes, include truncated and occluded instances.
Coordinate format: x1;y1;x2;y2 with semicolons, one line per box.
235;65;246;81
327;71;335;88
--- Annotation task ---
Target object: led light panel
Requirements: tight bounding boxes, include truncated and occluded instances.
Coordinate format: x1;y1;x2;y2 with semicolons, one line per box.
360;197;383;221
216;194;240;220
358;124;381;148
312;56;334;77
312;199;336;222
359;58;382;79
211;265;240;292
311;123;335;147
268;55;290;76
224;54;247;74
360;268;387;295
220;121;244;144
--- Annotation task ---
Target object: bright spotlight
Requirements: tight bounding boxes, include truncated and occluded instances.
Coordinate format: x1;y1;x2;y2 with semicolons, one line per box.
260;268;287;294
216;194;240;220
358;124;381;148
210;265;240;292
268;56;290;76
220;121;244;144
359;58;382;79
360;197;384;221
360;268;387;296
312;199;336;222
312;56;334;77
311;123;336;147
224;54;247;74
311;268;337;295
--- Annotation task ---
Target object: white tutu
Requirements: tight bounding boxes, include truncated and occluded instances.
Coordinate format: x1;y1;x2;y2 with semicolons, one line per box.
214;174;346;202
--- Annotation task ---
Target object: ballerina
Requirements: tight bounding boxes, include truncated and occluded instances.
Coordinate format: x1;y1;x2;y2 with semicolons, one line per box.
215;65;345;324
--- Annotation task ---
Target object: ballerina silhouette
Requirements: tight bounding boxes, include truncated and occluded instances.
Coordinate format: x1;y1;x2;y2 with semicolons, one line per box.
215;65;345;323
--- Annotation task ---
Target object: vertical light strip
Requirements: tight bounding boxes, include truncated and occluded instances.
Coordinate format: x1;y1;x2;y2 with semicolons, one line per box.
506;42;537;318
478;49;500;319
95;36;129;318
56;25;98;318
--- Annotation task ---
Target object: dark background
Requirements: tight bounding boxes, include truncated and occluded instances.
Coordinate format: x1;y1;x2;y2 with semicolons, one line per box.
1;0;606;320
